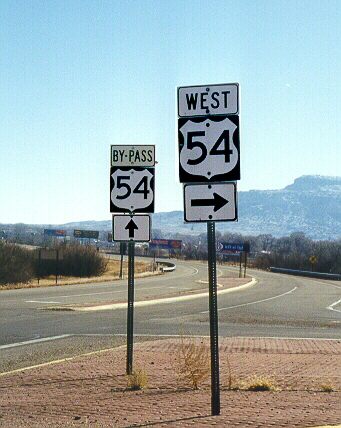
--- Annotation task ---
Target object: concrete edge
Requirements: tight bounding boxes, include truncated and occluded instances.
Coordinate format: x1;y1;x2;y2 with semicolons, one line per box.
71;277;258;312
2;334;339;377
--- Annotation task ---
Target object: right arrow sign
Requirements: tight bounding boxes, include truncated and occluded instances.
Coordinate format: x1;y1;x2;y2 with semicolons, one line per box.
191;192;229;212
184;183;237;222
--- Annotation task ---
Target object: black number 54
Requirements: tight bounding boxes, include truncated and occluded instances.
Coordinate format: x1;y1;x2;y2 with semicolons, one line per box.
186;129;232;165
115;175;150;199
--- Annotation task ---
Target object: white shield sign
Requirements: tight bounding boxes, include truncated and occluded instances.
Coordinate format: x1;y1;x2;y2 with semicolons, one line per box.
110;167;155;213
178;115;240;183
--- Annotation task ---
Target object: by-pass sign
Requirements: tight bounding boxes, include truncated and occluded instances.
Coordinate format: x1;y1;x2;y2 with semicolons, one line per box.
111;145;155;167
178;83;239;117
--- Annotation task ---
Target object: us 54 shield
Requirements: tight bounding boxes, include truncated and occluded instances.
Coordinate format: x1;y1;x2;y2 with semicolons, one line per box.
110;167;155;213
178;115;240;183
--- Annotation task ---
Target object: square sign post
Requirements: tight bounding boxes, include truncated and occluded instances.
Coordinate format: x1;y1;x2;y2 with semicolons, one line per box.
178;83;240;416
110;145;155;375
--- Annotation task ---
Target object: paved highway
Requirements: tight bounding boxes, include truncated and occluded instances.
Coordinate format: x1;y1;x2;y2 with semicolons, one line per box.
0;259;340;371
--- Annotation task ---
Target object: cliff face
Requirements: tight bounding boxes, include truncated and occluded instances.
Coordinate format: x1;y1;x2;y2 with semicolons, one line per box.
53;176;341;240
235;176;341;239
151;176;341;239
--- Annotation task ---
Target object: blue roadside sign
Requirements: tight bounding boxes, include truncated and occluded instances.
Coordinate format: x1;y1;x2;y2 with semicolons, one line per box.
216;242;250;253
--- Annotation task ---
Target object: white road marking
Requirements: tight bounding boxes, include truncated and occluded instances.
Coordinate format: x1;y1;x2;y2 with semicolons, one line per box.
26;290;123;301
190;267;199;275
327;298;341;314
72;279;257;312
168;286;191;289
26;300;61;304
25;285;186;304
0;335;71;350
200;286;298;314
308;280;341;314
25;280;199;305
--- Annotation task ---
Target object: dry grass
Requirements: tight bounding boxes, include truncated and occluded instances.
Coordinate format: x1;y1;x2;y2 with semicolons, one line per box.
176;337;211;390
127;368;148;390
0;258;158;290
320;383;335;393
224;354;233;390
240;375;278;391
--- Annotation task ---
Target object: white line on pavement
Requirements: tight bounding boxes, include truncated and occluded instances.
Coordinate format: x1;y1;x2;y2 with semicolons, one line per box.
190;267;199;275
24;285;188;304
200;286;298;314
327;298;341;314
26;290;123;301
168;286;191;289
74;279;257;312
26;301;61;304
0;335;71;350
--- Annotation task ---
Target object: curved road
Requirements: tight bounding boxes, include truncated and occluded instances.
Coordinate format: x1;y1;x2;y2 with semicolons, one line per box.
0;259;340;348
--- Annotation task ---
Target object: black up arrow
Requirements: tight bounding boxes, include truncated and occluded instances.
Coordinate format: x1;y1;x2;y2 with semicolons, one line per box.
125;219;138;238
191;192;228;212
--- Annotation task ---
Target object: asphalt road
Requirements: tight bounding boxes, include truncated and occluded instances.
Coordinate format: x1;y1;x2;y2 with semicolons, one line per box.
0;259;340;371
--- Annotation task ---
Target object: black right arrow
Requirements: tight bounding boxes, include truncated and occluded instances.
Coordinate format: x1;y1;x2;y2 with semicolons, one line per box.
125;219;138;238
191;192;228;212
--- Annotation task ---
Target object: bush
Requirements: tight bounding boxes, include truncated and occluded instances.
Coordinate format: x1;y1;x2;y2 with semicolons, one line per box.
35;244;108;278
0;242;34;285
241;375;278;391
126;368;148;390
176;337;210;389
320;383;334;393
60;244;108;277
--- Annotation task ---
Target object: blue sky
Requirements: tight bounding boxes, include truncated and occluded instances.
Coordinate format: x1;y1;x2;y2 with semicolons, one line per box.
0;0;340;224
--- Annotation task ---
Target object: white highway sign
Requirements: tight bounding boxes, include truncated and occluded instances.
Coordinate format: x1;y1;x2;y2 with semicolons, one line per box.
110;167;155;213
184;182;237;222
111;145;155;167
178;115;240;183
178;83;239;117
112;214;151;242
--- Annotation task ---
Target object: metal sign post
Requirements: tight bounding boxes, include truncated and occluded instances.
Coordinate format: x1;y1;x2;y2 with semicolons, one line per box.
110;145;155;377
38;248;41;285
207;221;220;416
244;251;247;278
177;83;241;416
239;252;242;278
126;241;135;375
55;249;59;285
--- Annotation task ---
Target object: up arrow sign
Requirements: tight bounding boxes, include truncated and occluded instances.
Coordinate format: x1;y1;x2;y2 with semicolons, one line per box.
191;193;228;212
112;214;151;242
125;219;139;238
184;183;237;222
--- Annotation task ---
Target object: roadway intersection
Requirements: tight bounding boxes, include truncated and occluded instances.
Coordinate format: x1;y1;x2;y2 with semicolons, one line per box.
0;259;340;371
